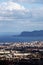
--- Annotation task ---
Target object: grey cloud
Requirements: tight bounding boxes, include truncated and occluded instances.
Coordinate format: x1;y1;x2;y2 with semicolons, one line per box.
0;7;43;22
0;1;43;22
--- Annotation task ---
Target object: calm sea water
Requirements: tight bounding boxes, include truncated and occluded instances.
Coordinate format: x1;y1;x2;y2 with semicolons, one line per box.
0;36;43;42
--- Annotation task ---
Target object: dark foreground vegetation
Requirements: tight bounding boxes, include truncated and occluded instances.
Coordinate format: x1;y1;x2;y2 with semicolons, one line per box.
0;59;43;65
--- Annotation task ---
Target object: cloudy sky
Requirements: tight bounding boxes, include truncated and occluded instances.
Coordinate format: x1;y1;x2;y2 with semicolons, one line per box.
0;0;43;35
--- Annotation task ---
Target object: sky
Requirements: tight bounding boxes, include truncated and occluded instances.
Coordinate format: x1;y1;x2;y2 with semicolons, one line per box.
0;0;43;35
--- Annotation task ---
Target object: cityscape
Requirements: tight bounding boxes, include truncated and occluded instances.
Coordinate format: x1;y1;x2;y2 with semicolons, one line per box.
0;41;43;65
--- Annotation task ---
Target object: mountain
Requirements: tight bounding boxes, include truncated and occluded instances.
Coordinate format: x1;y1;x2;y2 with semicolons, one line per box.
18;30;43;37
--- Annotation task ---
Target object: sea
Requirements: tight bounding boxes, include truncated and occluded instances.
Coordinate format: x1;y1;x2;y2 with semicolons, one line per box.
0;36;43;43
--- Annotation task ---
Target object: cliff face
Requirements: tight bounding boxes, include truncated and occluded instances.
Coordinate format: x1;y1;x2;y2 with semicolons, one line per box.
19;30;43;37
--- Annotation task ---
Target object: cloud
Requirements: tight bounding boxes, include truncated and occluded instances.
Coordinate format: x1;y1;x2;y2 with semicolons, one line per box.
0;1;26;11
31;7;43;22
1;0;43;3
0;1;30;20
0;0;43;33
12;0;43;4
0;1;43;21
0;1;43;22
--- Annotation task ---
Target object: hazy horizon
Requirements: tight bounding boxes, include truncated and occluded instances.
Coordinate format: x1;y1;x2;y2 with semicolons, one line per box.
0;30;43;36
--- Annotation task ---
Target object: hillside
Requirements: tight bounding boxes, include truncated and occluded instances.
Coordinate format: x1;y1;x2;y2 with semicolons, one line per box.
19;30;43;37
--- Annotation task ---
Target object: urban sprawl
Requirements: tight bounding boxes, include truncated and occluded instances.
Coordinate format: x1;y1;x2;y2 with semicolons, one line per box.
0;41;43;60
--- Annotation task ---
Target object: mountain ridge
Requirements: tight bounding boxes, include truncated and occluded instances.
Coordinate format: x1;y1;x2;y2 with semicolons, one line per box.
13;30;43;37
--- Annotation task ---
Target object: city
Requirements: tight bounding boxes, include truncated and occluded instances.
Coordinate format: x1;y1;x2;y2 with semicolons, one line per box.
0;41;43;65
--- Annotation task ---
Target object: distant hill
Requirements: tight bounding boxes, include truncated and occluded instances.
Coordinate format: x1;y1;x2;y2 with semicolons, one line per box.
18;30;43;37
